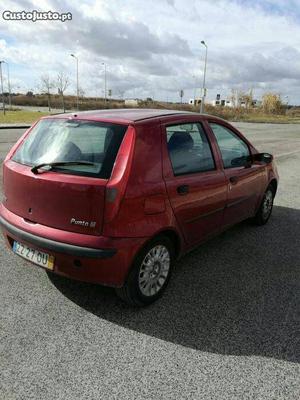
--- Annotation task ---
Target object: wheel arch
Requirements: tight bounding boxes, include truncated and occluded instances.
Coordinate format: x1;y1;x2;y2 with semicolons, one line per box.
157;229;182;259
124;227;182;280
135;228;183;264
269;178;278;195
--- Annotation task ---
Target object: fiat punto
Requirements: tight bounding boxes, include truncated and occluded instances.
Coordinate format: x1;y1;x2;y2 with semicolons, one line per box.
0;109;278;306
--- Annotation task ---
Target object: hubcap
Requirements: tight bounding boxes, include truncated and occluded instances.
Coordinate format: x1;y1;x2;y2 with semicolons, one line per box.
138;245;170;297
262;190;273;219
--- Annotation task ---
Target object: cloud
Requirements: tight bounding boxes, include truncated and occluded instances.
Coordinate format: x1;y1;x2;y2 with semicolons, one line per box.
1;1;191;60
166;0;175;6
1;0;300;102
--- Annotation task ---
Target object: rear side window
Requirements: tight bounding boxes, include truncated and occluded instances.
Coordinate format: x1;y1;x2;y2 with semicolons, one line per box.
166;123;215;176
12;119;128;178
209;123;250;168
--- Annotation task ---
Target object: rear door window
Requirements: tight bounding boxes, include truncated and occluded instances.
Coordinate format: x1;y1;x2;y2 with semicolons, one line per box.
166;123;215;176
12;119;128;178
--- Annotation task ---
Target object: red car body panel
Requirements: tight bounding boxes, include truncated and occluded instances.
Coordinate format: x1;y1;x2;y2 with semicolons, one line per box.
161;116;227;245
4;160;107;235
0;202;145;287
0;109;279;287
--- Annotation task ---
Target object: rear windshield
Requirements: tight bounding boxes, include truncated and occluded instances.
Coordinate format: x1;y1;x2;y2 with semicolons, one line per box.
12;119;128;179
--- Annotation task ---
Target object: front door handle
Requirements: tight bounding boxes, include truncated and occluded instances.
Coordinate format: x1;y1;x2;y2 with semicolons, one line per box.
229;176;239;184
177;185;189;195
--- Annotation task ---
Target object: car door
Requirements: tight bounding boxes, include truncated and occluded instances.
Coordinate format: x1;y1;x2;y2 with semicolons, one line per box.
208;121;264;227
162;120;227;246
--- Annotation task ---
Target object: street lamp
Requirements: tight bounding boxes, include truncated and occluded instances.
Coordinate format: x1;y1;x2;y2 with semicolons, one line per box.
200;40;208;114
0;61;5;115
70;54;79;110
102;62;107;104
192;74;197;105
2;61;11;110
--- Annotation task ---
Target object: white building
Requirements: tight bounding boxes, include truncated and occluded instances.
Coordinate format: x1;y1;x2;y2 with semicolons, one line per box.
189;98;202;106
211;99;234;107
211;95;262;108
124;98;140;106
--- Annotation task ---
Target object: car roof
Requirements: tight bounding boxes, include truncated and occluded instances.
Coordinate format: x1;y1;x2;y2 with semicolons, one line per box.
47;108;201;124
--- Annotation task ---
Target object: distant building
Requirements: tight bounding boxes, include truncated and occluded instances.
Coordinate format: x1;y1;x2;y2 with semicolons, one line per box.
252;99;262;107
211;96;262;108
124;98;140;106
211;99;233;107
189;98;201;106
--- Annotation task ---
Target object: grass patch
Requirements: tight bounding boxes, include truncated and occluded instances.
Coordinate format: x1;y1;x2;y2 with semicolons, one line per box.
229;113;300;124
1;105;300;125
0;110;50;124
203;105;300;124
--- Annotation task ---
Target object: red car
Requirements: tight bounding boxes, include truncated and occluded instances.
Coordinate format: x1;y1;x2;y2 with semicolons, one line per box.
0;109;278;306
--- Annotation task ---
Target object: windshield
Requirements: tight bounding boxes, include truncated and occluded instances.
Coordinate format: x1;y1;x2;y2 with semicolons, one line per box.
12;119;128;179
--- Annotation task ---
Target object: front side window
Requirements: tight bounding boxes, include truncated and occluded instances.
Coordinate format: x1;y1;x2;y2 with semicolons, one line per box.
12;119;128;178
209;123;250;168
166;123;215;176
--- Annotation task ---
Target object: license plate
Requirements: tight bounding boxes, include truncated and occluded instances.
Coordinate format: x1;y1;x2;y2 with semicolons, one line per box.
13;241;55;271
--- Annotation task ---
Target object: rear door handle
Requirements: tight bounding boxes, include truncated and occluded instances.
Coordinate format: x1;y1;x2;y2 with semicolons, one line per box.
229;176;239;184
177;185;189;195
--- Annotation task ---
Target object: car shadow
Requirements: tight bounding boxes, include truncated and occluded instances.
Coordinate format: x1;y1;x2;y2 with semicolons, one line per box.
48;205;300;363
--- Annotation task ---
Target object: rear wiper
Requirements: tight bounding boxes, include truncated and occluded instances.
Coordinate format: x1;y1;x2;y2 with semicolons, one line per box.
31;161;95;174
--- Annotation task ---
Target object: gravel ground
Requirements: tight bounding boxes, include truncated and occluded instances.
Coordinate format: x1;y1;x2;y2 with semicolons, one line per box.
0;124;299;400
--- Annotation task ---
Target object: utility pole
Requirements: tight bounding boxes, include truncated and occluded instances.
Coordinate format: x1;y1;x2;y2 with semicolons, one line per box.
193;75;197;105
0;61;5;115
2;61;11;110
102;62;107;104
70;54;79;110
200;40;208;113
179;89;184;104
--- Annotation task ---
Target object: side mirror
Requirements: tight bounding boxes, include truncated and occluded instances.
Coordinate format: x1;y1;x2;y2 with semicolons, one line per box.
252;153;273;164
231;155;252;168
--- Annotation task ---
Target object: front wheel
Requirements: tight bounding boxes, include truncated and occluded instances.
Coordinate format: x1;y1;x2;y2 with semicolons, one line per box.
115;236;175;307
253;185;275;225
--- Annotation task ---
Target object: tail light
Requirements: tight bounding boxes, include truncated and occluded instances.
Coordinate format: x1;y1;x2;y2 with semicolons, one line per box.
104;125;136;223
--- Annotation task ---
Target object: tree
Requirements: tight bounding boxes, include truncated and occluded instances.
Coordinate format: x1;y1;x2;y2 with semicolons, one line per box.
239;89;253;109
229;89;238;108
262;92;283;114
56;72;70;113
40;74;54;112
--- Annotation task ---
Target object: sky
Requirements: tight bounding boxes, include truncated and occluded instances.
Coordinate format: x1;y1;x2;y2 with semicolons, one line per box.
1;0;300;104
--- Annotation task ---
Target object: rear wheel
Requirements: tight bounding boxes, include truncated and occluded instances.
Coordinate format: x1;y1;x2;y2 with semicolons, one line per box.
115;236;175;307
253;185;275;225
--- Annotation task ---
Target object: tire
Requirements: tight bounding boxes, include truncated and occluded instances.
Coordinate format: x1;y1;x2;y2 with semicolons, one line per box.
115;235;175;307
253;185;275;225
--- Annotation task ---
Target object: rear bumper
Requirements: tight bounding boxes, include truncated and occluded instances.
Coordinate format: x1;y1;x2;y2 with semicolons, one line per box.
0;216;116;259
0;204;146;287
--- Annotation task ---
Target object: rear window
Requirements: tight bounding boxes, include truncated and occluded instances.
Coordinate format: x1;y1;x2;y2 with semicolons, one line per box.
12;119;128;179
